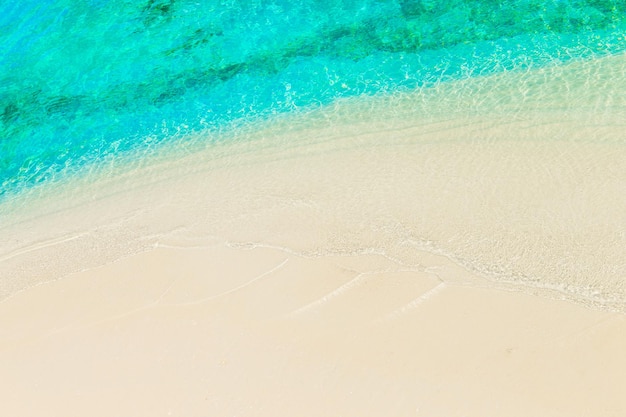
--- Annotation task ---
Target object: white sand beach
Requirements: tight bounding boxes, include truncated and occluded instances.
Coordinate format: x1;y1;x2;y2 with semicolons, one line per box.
1;53;626;416
1;243;625;416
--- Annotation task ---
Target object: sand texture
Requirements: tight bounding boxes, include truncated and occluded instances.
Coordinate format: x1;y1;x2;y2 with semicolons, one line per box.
1;244;625;416
1;53;626;416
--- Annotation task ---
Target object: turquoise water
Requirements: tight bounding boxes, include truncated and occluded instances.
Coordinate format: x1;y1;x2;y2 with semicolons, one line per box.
2;0;626;199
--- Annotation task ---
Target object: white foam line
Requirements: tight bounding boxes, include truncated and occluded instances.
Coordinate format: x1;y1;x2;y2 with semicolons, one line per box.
288;270;375;316
288;267;431;317
540;314;616;347
47;273;188;334
0;232;88;263
378;282;447;322
169;257;290;306
52;257;291;333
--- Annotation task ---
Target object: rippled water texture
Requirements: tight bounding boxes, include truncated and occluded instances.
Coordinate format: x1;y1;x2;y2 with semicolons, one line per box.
2;0;626;197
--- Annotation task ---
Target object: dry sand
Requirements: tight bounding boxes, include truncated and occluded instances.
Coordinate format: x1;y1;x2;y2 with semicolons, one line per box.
1;54;626;416
1;244;625;416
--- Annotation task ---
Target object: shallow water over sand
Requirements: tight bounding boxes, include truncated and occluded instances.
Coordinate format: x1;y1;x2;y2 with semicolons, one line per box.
2;53;625;311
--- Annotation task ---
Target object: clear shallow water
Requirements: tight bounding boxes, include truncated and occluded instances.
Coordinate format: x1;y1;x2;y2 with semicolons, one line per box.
2;0;626;198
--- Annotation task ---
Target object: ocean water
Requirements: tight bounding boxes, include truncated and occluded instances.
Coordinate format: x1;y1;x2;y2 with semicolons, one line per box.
2;0;626;199
2;1;626;309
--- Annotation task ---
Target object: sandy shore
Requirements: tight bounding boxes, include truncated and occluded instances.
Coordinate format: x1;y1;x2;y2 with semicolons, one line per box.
1;54;626;415
1;243;625;416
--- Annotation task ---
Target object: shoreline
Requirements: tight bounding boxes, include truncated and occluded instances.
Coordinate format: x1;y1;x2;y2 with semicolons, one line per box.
2;111;625;309
1;52;626;415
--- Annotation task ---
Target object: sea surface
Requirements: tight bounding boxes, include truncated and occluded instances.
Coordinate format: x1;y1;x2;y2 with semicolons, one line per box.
2;0;626;199
2;1;626;309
